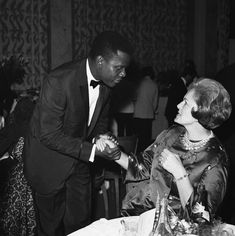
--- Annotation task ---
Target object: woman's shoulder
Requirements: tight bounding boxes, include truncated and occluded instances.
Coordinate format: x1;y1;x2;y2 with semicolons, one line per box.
154;124;184;144
205;136;228;167
161;124;184;137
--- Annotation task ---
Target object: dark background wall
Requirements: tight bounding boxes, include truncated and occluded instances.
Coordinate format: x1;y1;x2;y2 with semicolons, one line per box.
229;0;235;38
0;0;232;89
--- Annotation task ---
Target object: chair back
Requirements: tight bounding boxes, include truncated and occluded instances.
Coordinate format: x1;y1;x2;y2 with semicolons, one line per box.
117;135;138;155
100;135;138;219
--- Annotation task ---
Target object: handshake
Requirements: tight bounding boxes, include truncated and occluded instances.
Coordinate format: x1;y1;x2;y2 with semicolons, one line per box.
94;133;121;161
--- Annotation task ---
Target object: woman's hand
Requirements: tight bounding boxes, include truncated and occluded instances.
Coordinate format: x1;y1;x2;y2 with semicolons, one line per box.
95;135;121;161
95;137;108;151
159;148;186;178
95;132;119;152
95;134;118;151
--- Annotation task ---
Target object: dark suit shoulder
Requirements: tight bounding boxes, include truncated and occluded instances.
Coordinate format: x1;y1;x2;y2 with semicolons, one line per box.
43;59;87;87
52;58;84;71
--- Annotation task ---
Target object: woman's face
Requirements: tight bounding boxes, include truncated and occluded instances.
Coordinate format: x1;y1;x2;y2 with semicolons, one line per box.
174;89;198;126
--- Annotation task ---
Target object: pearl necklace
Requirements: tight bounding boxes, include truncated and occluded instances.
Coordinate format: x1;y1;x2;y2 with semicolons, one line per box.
181;131;214;151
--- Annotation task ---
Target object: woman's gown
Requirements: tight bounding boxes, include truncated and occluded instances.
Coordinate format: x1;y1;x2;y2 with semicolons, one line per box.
67;125;229;236
122;125;228;221
0;137;36;235
0;95;37;235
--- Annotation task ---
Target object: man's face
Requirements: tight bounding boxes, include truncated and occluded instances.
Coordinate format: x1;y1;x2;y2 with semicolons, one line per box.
98;50;130;88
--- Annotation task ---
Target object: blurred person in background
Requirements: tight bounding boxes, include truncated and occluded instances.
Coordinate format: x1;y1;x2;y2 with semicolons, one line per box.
133;66;159;152
110;61;139;137
165;60;198;126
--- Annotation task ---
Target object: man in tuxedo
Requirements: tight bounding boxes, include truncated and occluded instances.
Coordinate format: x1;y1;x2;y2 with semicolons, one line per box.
23;31;133;236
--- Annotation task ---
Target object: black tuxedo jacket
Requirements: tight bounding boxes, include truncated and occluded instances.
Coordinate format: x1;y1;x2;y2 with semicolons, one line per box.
23;59;111;194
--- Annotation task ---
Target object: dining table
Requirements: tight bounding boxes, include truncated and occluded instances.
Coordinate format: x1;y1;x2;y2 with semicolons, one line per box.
68;209;235;236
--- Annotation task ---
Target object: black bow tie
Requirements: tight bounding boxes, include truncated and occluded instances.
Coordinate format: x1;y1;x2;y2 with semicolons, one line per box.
90;80;104;88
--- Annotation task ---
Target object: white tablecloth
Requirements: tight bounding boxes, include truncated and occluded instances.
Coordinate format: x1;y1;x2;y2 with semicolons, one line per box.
68;209;155;236
68;217;138;236
68;208;235;236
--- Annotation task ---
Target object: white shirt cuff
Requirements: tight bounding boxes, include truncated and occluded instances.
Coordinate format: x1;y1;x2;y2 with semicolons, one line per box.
89;144;96;162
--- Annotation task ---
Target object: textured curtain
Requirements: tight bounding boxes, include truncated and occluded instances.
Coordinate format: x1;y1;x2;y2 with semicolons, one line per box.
0;0;49;89
73;0;188;73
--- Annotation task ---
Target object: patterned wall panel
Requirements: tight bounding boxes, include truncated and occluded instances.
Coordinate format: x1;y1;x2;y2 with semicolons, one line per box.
0;0;229;87
72;0;137;60
0;0;49;89
73;0;188;74
134;0;187;72
217;0;230;71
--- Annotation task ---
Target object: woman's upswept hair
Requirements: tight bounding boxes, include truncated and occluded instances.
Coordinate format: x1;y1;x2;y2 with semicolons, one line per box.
188;78;232;129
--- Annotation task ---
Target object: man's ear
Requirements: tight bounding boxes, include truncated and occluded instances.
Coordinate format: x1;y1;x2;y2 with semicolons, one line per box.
96;56;104;66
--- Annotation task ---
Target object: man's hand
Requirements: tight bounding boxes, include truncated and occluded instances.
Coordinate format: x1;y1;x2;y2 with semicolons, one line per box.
95;137;121;161
93;132;119;147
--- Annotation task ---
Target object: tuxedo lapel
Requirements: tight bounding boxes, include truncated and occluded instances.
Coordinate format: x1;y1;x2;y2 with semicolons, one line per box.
80;85;89;135
74;60;89;136
87;85;107;136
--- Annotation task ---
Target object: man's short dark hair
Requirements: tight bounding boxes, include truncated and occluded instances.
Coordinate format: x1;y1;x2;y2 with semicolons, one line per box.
89;31;133;60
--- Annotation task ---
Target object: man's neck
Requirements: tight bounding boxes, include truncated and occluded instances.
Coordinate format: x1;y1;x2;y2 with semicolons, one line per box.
87;58;98;81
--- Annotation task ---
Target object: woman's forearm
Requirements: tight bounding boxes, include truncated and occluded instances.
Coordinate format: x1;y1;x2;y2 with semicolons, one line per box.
175;175;193;208
115;152;129;170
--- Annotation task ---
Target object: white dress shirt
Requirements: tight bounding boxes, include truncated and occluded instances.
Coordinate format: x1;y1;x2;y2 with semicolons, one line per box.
86;59;100;126
86;59;101;161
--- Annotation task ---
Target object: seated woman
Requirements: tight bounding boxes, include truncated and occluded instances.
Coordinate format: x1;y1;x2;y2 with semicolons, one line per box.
71;78;232;235
116;79;232;221
114;78;231;223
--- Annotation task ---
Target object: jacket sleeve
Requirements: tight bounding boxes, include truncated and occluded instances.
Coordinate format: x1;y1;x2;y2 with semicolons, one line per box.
124;150;153;182
124;130;168;182
36;75;93;161
186;162;228;222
